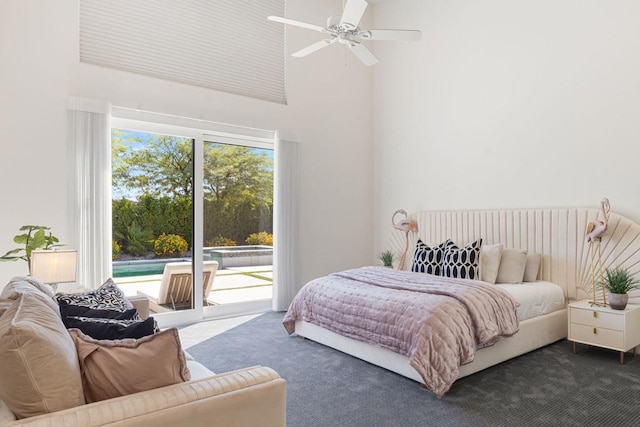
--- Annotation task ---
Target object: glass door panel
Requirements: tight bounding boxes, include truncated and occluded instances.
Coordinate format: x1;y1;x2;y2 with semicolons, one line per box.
111;128;196;315
202;141;274;312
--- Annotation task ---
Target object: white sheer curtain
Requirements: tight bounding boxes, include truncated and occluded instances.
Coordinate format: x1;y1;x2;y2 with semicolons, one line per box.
272;132;301;311
67;97;112;289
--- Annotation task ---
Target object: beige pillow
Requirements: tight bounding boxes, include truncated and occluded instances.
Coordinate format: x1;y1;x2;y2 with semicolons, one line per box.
0;293;85;419
70;328;191;403
7;276;55;298
496;249;527;284
523;253;542;282
480;244;503;284
0;279;59;314
0;299;13;317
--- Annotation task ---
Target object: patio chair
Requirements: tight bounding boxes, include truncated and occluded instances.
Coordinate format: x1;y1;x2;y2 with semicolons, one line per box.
138;261;218;312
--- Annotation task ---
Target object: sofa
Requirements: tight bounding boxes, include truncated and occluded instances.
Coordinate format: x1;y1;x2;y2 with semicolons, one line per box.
0;278;286;427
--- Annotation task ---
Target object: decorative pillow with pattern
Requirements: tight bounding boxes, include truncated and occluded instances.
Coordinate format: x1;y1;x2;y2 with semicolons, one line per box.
411;239;455;276
66;316;158;340
58;300;139;328
442;238;483;280
55;278;133;312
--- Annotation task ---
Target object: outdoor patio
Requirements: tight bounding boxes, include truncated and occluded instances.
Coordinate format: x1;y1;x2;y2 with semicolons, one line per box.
113;265;273;309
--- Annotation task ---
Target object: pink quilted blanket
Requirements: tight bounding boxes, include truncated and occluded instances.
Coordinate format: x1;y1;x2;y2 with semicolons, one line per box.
283;266;519;397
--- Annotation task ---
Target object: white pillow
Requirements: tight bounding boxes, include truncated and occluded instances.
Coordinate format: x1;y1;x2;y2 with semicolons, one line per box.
523;253;542;282
496;249;527;284
480;244;503;284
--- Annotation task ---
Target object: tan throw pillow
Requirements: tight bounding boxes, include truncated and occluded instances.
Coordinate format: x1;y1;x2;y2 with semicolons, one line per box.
0;279;59;314
70;328;191;403
480;244;503;284
496;249;527;284
523;253;542;282
0;293;85;419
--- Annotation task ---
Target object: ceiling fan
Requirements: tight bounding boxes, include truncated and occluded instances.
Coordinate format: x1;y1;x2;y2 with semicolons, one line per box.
267;0;421;66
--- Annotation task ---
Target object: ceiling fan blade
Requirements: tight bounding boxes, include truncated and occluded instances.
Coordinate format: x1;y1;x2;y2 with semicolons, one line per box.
340;0;368;30
358;29;422;42
267;16;328;33
348;42;379;66
292;39;337;57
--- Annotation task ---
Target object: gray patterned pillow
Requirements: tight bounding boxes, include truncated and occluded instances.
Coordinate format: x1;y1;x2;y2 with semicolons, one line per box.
443;238;483;280
55;279;133;312
411;239;455;276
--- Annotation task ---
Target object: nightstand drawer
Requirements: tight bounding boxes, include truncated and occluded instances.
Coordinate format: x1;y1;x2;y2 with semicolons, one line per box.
570;324;624;349
570;307;624;330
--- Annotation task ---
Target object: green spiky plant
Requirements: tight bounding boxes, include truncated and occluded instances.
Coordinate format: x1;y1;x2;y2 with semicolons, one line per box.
0;225;62;274
598;267;639;294
379;250;395;268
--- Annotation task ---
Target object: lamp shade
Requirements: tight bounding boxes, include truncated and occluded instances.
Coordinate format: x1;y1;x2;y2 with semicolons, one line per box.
30;249;77;284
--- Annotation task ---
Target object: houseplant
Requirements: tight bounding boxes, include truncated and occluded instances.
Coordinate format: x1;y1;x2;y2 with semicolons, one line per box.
379;250;395;268
0;225;62;274
598;266;639;310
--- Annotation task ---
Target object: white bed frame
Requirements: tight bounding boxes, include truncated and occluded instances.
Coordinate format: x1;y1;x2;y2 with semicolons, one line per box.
295;207;640;384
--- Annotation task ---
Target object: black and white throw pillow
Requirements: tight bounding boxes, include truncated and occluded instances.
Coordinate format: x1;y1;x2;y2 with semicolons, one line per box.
411;239;455;276
55;278;134;312
58;300;139;328
442;238;483;280
66;316;158;340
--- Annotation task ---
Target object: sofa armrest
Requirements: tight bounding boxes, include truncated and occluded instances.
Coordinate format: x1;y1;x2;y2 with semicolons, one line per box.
7;366;286;427
127;295;150;319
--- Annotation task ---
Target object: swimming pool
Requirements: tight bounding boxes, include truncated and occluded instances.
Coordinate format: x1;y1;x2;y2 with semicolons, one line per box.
112;258;190;278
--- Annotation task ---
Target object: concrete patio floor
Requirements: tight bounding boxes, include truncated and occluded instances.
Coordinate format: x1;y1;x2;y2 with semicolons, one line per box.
113;265;273;308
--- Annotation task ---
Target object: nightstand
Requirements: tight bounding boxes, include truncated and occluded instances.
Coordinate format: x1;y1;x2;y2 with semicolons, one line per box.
568;300;640;364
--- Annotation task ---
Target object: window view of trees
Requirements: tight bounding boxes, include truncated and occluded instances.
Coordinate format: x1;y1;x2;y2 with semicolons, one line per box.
112;129;273;260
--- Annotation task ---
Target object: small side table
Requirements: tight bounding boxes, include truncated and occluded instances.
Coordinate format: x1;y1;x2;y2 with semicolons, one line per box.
568;300;640;364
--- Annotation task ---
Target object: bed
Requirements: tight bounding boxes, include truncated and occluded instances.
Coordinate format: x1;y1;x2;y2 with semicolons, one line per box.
284;207;640;396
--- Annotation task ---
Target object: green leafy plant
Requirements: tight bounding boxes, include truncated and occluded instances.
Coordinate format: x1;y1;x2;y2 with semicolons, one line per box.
245;231;273;246
598;267;640;294
112;240;121;261
0;225;62;273
379;250;395;268
206;236;237;247
115;223;153;257
154;233;189;257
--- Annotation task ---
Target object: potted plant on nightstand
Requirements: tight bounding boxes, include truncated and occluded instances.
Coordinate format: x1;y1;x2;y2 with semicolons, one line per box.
379;250;395;268
598;266;639;310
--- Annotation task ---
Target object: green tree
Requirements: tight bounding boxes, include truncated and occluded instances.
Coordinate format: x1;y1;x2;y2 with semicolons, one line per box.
112;131;193;198
112;131;273;253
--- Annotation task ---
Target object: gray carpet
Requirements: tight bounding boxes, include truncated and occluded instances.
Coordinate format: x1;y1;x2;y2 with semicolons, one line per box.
187;312;640;426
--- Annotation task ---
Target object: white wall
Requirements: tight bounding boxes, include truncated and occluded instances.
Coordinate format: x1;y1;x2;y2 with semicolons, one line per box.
372;0;640;253
0;0;373;288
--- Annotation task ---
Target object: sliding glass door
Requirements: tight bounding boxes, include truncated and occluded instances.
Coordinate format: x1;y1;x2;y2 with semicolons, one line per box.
110;116;274;324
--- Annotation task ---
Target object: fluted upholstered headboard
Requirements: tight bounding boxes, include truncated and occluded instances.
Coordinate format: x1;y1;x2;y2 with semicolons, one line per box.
388;208;640;301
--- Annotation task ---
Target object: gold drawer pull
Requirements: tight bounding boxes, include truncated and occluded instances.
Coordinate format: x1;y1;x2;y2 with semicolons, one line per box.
593;327;597;334
593;312;598;318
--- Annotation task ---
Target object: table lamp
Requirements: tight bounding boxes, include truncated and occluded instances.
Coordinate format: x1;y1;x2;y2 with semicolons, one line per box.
30;249;77;293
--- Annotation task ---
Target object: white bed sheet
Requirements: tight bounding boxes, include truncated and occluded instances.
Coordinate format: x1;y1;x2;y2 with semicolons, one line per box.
497;280;565;321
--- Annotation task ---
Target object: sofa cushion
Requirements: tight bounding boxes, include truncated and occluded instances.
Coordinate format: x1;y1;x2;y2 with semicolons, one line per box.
70;328;191;403
0;399;16;424
66;316;157;340
55;278;133;311
0;292;85;419
0;279;59;313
